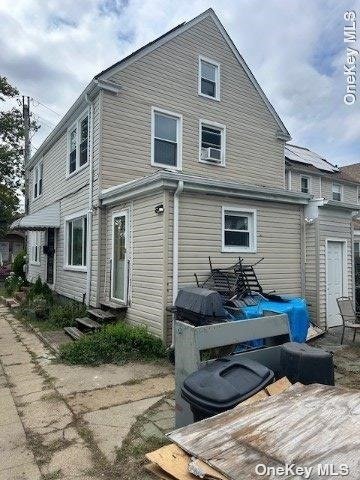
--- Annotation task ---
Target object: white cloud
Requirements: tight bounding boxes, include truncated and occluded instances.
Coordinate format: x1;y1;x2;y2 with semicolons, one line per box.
0;0;359;164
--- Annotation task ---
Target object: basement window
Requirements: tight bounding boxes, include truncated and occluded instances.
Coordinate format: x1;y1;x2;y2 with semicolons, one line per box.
222;207;257;253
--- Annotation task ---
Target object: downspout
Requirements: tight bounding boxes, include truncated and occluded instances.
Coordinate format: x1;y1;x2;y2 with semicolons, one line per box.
85;93;94;306
171;180;184;347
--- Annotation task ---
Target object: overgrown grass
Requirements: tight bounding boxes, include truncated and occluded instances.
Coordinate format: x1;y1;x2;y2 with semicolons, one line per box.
58;322;167;365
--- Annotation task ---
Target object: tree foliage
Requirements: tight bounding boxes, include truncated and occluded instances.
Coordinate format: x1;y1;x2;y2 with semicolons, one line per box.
0;76;39;235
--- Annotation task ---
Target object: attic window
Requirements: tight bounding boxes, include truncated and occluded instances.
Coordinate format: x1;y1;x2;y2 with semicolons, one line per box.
199;56;220;100
300;176;310;194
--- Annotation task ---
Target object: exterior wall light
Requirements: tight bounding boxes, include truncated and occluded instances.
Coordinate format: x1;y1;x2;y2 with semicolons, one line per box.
155;204;164;214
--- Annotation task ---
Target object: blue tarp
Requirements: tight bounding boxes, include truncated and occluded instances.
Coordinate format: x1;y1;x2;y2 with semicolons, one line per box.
241;297;310;343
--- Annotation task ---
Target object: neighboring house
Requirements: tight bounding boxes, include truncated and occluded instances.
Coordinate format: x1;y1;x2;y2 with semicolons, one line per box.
11;9;359;342
0;231;25;279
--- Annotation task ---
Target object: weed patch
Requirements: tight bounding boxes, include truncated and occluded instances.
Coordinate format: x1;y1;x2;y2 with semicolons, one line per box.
58;322;167;365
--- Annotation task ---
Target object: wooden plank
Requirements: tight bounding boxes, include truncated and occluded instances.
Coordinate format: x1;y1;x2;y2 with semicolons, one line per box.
265;376;292;396
169;383;360;480
235;390;268;407
145;463;176;480
146;444;227;480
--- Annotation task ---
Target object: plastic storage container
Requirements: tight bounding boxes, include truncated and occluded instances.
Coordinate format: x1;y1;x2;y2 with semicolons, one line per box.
181;357;274;422
280;342;334;386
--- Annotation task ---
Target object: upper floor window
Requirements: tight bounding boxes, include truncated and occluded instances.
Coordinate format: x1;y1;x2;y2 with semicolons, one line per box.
332;182;342;201
65;213;87;271
357;187;360;204
30;231;41;265
67;111;89;176
33;162;43;199
198;56;220;100
151;108;182;170
300;175;310;194
222;207;257;253
199;120;225;166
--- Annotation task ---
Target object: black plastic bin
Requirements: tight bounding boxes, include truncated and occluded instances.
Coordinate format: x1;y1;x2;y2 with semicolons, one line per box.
181;357;274;422
280;342;335;386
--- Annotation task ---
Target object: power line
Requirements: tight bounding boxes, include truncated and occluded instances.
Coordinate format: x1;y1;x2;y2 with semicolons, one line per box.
30;97;61;117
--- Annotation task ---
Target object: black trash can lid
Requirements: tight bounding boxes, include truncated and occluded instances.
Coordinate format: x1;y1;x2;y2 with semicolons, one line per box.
182;357;274;411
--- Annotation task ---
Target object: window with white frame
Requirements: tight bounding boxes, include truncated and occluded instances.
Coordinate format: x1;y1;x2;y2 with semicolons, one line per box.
222;208;257;252
30;231;41;264
357;187;360;204
300;175;310;194
332;182;342;201
151;108;182;169
68;112;89;175
200;121;225;165
33;162;43;199
199;56;220;100
66;215;87;268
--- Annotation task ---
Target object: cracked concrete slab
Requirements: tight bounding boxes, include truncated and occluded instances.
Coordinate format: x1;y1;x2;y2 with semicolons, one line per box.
84;396;163;462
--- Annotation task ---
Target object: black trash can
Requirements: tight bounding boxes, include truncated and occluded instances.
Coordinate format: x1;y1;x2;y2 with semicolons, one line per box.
181;357;274;422
280;342;335;386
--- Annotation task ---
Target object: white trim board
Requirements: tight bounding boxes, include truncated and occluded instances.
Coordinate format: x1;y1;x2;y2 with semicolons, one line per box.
110;209;130;305
325;238;348;329
98;8;290;139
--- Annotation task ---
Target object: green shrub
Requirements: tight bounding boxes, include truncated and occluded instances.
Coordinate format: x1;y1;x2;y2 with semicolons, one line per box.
58;322;166;365
32;295;49;319
4;274;24;295
28;277;53;303
12;250;27;280
49;301;87;328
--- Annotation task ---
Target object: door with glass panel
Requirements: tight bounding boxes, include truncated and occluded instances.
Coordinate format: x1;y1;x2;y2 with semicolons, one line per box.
111;212;128;303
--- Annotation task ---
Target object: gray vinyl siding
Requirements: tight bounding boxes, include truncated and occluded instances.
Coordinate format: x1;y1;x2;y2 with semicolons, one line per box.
321;179;357;203
289;171;321;197
101;15;285;191
101;192;166;338
317;209;353;328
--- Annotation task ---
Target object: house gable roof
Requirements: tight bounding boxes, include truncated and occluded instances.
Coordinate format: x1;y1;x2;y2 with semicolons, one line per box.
96;8;290;140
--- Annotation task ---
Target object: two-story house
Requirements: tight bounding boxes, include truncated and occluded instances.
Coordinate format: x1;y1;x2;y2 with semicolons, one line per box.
12;9;359;343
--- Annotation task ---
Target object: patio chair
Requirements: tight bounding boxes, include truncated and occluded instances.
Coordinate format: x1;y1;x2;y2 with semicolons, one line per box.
336;297;360;344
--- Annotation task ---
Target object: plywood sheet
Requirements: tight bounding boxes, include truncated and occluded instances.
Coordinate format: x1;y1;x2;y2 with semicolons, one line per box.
169;383;360;480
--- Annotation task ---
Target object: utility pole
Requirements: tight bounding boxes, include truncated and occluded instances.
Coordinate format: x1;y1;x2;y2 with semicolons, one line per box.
22;96;30;214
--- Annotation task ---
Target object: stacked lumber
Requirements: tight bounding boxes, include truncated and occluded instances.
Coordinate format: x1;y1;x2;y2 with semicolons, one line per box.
145;377;292;480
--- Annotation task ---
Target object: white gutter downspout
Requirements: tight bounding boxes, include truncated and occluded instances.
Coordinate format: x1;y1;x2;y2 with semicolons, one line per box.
171;180;184;347
85;94;94;306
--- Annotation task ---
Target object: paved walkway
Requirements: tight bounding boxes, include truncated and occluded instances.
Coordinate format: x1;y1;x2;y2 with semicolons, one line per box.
0;305;174;479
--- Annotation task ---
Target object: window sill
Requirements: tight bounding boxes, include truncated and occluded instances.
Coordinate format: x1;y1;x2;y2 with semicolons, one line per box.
222;247;257;254
199;159;226;167
30;261;41;266
63;265;87;273
66;162;88;180
198;93;220;102
32;194;43;203
151;163;182;172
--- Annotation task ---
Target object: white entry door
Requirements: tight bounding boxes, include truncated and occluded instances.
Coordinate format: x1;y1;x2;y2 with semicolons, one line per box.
326;241;345;328
111;211;129;303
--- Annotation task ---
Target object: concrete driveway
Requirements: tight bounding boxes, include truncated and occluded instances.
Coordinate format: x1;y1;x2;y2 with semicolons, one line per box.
0;305;174;479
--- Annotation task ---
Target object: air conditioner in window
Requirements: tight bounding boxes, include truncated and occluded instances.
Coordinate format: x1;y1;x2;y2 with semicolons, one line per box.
201;147;222;163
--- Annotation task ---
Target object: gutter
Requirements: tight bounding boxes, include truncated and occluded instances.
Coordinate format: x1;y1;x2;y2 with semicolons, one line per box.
171;180;184;347
85;94;94;306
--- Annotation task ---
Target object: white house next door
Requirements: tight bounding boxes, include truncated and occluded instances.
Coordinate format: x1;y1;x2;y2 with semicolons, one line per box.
326;240;345;328
111;211;129;303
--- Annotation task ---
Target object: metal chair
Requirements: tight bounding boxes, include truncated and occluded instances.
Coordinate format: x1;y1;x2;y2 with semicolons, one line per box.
336;297;360;344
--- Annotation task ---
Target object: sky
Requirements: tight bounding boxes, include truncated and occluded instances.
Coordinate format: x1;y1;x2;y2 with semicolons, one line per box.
1;0;359;166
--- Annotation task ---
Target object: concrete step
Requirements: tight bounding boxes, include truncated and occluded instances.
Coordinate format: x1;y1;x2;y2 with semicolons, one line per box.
76;317;101;332
10;301;20;309
87;308;116;322
64;326;85;341
5;298;17;307
100;300;127;311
